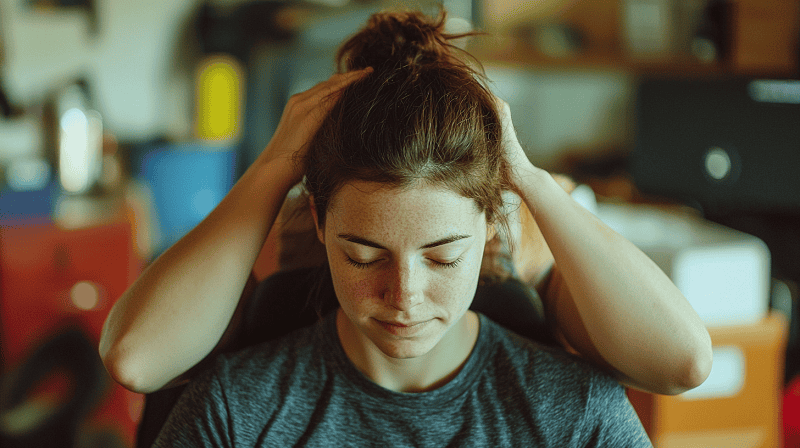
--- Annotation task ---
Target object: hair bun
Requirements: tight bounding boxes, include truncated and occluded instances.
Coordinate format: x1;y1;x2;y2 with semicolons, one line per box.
337;10;461;72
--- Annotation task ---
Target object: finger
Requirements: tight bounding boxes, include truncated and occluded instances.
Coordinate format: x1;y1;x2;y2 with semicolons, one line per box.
491;98;524;157
337;66;374;79
320;70;371;98
297;71;370;121
311;67;374;97
492;96;511;120
290;71;370;121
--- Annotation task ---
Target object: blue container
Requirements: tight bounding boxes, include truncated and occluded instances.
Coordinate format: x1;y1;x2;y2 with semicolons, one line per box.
140;143;237;253
0;182;57;225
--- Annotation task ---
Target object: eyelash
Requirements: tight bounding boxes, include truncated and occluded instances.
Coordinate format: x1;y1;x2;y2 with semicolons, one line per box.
345;258;374;269
345;257;463;269
437;257;463;268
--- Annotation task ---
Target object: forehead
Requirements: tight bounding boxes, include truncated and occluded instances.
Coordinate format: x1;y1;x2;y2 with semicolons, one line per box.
326;181;486;238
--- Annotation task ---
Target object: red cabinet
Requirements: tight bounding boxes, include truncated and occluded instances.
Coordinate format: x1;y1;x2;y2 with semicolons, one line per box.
0;220;144;446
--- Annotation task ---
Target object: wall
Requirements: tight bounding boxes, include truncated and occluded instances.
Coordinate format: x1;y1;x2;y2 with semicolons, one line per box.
1;0;633;169
487;65;634;169
0;0;197;141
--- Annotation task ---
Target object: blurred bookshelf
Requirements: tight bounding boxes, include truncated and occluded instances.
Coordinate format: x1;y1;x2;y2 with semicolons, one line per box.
468;35;732;78
470;0;799;80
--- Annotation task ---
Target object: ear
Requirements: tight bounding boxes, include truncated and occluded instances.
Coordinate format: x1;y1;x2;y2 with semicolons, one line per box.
308;194;325;245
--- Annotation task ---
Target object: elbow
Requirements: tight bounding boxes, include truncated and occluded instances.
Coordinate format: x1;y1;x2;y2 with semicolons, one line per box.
665;329;714;396
100;345;160;394
685;335;714;391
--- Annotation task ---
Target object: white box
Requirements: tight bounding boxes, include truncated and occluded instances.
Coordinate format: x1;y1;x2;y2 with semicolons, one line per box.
596;203;771;327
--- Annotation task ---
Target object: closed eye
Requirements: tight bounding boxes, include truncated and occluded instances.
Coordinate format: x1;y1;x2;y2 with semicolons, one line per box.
431;257;463;268
345;257;375;269
345;256;463;269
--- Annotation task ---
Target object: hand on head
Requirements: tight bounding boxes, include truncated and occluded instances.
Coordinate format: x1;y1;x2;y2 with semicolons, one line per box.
492;97;539;196
260;67;373;187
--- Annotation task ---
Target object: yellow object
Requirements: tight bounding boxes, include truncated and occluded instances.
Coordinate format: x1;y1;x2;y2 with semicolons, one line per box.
195;54;244;141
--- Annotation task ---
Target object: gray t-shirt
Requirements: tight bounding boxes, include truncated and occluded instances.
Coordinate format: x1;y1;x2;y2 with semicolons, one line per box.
154;312;652;447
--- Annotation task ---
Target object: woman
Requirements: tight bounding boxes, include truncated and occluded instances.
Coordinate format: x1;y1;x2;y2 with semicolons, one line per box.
100;9;711;445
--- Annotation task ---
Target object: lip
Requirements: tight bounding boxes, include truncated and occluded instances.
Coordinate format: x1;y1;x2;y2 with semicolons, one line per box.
375;318;431;336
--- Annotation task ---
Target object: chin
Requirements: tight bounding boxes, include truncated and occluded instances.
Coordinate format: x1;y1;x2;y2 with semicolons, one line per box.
365;320;447;359
372;338;441;359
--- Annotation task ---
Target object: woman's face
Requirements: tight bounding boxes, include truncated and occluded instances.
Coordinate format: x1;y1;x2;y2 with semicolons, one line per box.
313;180;492;360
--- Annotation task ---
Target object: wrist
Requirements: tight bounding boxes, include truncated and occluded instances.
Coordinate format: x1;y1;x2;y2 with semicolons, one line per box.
250;152;302;195
512;166;563;212
509;161;547;193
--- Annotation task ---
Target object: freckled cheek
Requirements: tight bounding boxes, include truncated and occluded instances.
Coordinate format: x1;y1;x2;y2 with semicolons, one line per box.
428;272;474;311
440;254;483;312
350;277;380;302
334;268;382;306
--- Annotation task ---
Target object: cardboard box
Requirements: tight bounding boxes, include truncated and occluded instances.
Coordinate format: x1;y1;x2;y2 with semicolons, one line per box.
628;313;787;448
731;0;800;75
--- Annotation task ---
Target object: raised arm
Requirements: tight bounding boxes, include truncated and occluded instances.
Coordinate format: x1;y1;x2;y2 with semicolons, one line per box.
496;99;713;396
99;69;372;393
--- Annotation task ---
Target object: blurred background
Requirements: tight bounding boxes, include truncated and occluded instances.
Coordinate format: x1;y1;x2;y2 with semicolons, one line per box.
0;0;798;446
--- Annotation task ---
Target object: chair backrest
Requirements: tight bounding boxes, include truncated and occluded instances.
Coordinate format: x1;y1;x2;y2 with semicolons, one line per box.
136;267;555;447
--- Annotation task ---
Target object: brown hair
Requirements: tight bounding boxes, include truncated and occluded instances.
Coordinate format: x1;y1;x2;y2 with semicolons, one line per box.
304;10;510;239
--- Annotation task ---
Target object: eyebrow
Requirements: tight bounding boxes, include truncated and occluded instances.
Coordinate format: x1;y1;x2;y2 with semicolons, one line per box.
336;233;472;250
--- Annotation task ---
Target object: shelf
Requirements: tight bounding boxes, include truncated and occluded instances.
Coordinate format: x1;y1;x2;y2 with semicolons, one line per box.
466;34;799;79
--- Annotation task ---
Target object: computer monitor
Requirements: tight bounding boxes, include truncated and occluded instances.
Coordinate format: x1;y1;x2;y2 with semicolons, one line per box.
631;77;800;216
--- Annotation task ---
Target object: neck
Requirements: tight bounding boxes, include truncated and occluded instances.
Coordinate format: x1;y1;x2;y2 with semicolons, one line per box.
336;309;479;393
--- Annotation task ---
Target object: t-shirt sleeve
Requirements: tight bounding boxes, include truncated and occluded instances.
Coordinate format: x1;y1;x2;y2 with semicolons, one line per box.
152;363;234;448
583;375;653;447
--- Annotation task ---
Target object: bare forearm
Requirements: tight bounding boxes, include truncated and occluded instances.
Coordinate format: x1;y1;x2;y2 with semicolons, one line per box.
515;166;712;394
99;69;373;393
99;158;294;393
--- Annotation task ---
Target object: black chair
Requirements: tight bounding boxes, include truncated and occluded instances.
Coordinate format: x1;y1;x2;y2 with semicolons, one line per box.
0;327;109;448
136;267;557;447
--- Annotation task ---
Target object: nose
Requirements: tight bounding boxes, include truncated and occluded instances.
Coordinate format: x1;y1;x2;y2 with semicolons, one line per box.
384;259;424;311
